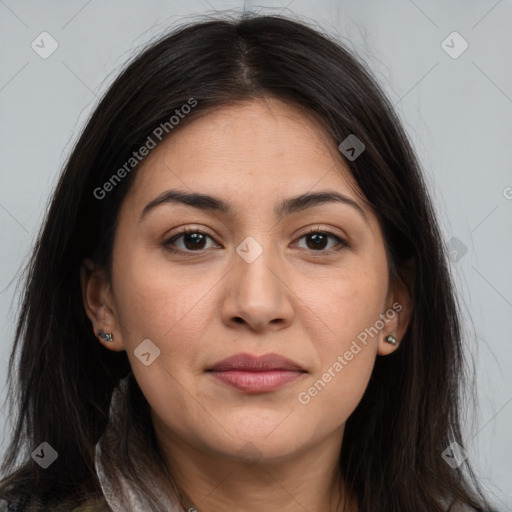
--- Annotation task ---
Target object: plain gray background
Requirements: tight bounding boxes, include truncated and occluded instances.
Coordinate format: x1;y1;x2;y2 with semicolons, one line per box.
0;0;510;508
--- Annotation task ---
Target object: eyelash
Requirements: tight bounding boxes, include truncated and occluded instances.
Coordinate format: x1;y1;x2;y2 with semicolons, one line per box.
162;226;350;255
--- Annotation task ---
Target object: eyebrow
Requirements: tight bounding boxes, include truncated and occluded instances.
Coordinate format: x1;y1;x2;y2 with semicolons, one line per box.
139;189;369;225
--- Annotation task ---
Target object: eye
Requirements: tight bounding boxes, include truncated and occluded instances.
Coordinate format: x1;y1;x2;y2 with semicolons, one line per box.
294;228;349;253
162;228;218;253
162;226;349;255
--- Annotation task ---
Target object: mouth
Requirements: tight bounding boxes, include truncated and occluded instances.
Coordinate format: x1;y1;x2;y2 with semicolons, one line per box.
206;353;307;393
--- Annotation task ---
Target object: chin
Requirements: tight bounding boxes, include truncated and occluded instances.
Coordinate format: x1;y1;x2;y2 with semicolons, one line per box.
198;417;315;462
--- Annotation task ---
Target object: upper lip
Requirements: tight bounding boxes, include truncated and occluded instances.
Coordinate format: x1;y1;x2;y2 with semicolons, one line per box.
207;353;306;372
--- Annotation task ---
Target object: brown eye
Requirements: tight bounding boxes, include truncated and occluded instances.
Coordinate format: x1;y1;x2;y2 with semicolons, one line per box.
296;229;349;252
163;229;218;253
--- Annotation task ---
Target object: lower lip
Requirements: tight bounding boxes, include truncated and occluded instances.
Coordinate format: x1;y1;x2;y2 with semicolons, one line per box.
208;370;304;392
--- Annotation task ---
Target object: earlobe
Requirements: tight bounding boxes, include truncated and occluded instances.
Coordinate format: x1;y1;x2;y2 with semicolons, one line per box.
378;264;414;356
377;333;400;356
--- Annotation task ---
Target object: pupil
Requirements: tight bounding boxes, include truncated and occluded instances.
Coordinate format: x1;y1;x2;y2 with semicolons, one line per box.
308;233;326;250
185;233;205;250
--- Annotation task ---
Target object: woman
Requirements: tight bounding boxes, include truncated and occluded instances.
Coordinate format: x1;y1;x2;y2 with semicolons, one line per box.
0;12;497;512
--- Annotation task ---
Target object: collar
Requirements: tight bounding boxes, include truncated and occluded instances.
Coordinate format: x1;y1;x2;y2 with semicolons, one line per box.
94;374;184;512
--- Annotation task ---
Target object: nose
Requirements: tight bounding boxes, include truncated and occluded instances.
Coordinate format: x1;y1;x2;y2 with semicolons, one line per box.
220;239;295;333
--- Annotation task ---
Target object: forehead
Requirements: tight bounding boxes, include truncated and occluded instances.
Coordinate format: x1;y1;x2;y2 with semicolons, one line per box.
123;98;366;214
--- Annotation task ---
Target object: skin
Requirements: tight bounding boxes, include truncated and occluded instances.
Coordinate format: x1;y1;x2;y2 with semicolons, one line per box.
81;97;412;512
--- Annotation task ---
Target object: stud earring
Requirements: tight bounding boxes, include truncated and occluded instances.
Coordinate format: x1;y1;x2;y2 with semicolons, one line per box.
384;335;397;345
98;330;113;343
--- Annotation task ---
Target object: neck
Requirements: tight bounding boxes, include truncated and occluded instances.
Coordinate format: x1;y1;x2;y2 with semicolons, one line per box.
154;421;356;512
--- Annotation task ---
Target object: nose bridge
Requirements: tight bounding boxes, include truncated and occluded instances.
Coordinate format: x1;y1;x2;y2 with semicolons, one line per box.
234;233;281;299
222;231;293;330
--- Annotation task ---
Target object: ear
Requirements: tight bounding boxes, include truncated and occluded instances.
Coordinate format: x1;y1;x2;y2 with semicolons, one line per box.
80;258;125;352
377;259;414;356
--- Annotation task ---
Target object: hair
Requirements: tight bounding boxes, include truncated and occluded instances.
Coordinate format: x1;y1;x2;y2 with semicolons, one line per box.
0;11;496;512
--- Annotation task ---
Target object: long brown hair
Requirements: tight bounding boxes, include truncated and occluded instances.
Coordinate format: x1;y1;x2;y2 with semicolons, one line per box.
0;12;496;511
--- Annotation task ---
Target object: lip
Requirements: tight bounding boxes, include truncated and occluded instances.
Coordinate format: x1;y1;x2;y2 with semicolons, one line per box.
206;353;306;393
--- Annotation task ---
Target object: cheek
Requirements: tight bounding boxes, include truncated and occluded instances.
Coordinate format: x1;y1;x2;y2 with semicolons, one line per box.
112;253;216;431
295;262;385;427
299;347;376;435
112;241;212;345
307;262;388;351
298;278;381;428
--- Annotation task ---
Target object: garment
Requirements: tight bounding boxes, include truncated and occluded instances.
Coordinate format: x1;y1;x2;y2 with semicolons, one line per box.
0;496;111;511
0;378;499;512
94;374;185;512
0;375;187;512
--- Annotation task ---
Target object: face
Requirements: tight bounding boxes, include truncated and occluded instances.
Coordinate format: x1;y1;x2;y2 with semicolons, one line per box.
82;98;410;468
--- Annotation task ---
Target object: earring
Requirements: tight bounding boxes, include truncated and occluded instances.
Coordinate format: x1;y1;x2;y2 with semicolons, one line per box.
98;330;113;343
384;335;397;345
